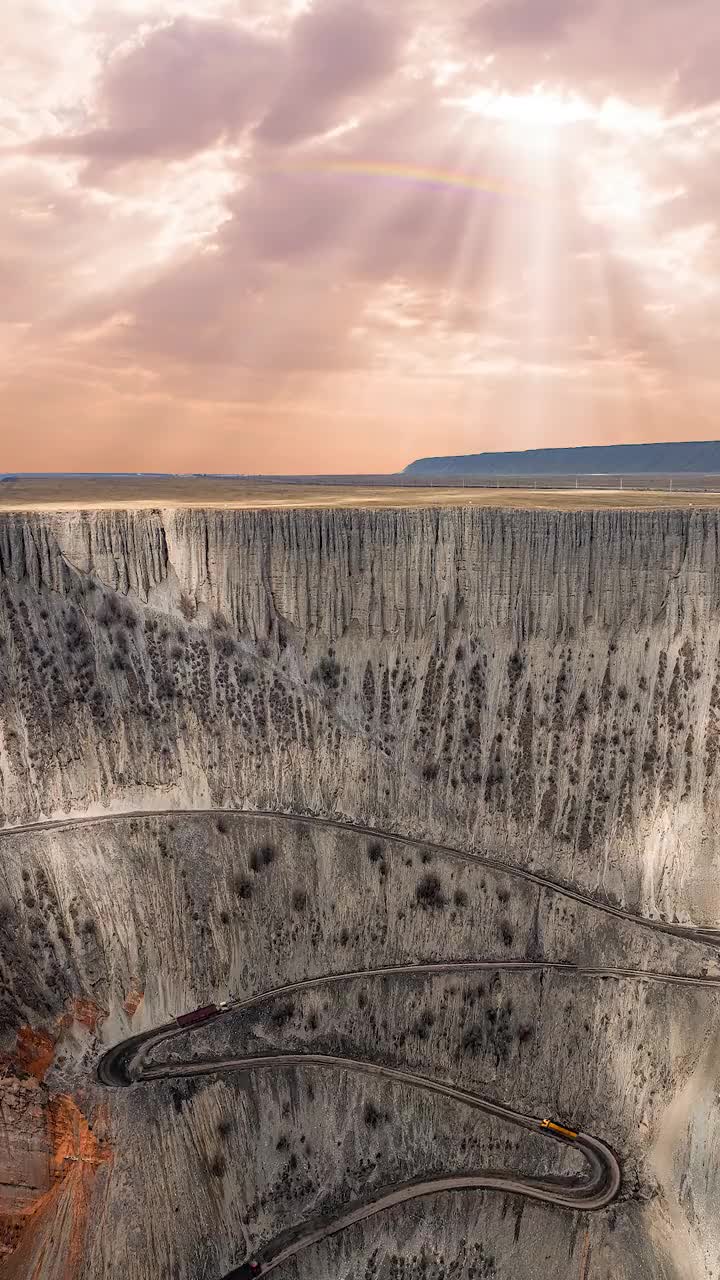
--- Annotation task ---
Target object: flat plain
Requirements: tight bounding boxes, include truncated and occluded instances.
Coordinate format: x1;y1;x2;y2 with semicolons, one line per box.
1;475;720;509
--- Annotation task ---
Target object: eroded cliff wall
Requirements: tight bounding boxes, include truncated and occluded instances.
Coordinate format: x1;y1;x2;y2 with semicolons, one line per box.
2;506;720;920
2;504;720;1280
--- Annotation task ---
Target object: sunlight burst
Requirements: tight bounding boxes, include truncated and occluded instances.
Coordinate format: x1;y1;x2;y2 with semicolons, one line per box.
456;87;592;130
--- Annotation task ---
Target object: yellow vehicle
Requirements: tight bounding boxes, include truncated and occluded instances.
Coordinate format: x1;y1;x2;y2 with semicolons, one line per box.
540;1119;578;1140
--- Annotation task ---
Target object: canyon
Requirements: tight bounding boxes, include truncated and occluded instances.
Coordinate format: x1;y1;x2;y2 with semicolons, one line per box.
0;502;719;1279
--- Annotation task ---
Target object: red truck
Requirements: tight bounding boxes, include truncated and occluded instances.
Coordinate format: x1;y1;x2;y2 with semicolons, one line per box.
175;1003;220;1028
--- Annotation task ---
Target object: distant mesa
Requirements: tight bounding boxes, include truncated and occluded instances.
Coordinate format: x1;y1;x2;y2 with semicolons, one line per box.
403;440;720;477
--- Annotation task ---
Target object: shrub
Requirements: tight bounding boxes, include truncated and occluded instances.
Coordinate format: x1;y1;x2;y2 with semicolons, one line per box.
363;1101;387;1128
462;1023;485;1054
249;843;276;873
416;874;447;910
156;675;176;701
508;652;523;680
269;1000;295;1028
98;596;136;630
96;599;118;627
234;875;252;900
311;657;341;689
413;1009;435;1040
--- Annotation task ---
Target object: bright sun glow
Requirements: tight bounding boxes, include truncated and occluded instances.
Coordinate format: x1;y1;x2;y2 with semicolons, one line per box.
457;87;592;129
451;86;666;140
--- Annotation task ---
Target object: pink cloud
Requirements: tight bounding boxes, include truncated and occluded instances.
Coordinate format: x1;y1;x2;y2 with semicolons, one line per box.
256;0;406;145
467;0;593;47
3;0;720;472
25;1;408;174
464;0;720;107
27;17;278;170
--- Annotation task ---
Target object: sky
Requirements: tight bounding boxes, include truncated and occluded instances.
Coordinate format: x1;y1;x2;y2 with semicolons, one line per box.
2;0;720;474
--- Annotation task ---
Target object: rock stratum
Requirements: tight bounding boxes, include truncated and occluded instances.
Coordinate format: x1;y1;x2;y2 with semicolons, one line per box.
0;504;719;1280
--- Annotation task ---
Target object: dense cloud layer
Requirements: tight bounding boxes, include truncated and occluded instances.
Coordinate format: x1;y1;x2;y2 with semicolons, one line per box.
2;0;720;471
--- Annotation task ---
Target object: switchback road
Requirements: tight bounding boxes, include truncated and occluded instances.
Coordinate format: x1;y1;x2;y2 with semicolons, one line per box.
97;957;720;1088
221;1127;618;1280
100;1015;621;1277
97;953;720;1277
17;806;706;1275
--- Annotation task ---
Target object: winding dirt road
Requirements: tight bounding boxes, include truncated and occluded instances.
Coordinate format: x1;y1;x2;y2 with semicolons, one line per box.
98;998;622;1278
96;956;719;1277
97;957;720;1089
3;805;719;949
11;806;710;1277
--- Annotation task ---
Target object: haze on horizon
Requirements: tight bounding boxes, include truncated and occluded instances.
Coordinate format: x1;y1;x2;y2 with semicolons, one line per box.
2;0;719;474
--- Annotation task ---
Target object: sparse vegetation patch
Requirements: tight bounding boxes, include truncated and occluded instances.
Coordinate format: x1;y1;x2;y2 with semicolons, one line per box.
415;874;447;910
249;843;276;873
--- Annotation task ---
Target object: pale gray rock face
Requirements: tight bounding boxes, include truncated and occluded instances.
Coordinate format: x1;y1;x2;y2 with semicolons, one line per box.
0;506;719;1280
